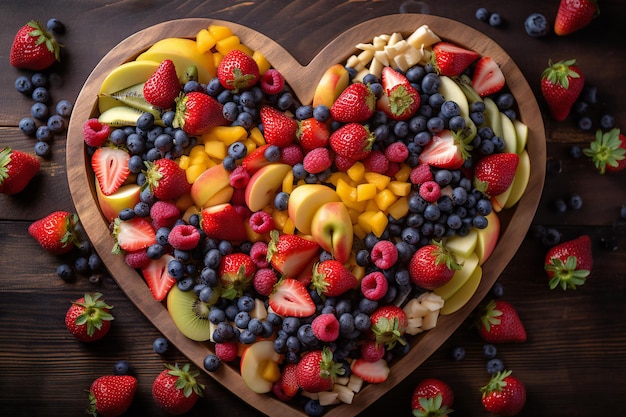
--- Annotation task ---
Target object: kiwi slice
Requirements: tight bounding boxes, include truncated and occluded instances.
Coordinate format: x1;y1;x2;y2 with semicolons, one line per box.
107;82;161;117
167;285;212;342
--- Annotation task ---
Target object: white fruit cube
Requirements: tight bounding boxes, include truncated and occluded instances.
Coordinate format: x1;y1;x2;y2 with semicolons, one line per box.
348;374;364;393
374;50;390;66
357;49;374;66
318;391;340;406
333;384;355;404
335;376;350;386
369;57;384;79
386;32;403;46
421;310;440;330
403;298;429;319
406;25;441;49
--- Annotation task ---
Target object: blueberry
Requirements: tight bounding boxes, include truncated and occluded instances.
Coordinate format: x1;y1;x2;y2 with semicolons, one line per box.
274;191;289;211
31;87;49;103
31;73;48;88
47;114;65;133
228;141;247;159
496;93;515;111
312;105;330;122
620;206;626;220
525;13;549;37
34;141;51;157
541;227;562;247
491;282;505;298
36;126;53;142
203;353;221;371
237;295;255;312
581;85;597;104
552;198;568;213
568;193;583;210
113;360;132;375
19;117;37;136
483;343;498;359
600;114;615;130
489;13;502;27
46;18;66;35
295;105;313;120
486;358;505;374
475;7;490;21
304;399;324;416
15;75;33;94
451;346;466;361
31;102;49;120
578;116;593;131
264;145;281;162
56;264;73;281
152;337;169;354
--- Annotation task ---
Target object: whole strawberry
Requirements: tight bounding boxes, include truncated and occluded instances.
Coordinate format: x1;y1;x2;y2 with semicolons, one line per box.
540;59;585;121
152;363;205;415
474;152;519;197
583;128;626;174
0;147;40;195
544;235;593;290
260;106;298;148
477;300;526;344
142;158;191;201
409;240;461;290
143;59;181;109
217;49;260;92
330;82;376;123
297;118;330;152
411;378;454;417
370;305;408;349
481;370;526;416
329;122;375;161
10;20;61;70
311;260;358;297
174;92;227;135
295;347;344;393
554;0;599;36
65;292;114;342
87;375;137;417
28;211;81;254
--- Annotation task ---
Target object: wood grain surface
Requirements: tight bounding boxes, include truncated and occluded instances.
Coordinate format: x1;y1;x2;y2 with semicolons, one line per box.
1;1;625;416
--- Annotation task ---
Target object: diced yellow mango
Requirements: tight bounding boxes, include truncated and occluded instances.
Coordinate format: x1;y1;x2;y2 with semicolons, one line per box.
272;209;289;231
335;178;357;203
282;171;295;194
252;50;271;74
178;154;190;170
196;29;216;54
387;196;409;220
185;163;207;183
346;207;361;225
216;35;241;56
209;126;248;145
388;181;411;196
357;183;377;201
375;189;398;211
364;199;379;212
353;224;366;240
189;144;207;157
282;216;295;235
357;211;377;234
208;24;233;42
364;172;391;190
351;264;366;281
328;172;351;187
204;140;227;160
394;163;412;182
243;139;257;155
370;211;389;237
212;51;223;69
343;198;366;212
347;162;366;182
248;127;266;146
188;150;211;167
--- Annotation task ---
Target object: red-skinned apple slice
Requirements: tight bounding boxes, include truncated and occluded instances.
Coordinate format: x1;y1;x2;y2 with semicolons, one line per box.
310;201;354;264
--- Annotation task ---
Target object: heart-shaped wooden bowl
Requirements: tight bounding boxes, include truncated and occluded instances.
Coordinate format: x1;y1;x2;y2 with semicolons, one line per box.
67;15;545;417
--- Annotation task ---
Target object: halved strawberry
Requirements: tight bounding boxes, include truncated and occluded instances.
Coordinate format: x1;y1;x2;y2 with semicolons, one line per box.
350;358;390;384
200;203;248;242
112;217;156;254
241;144;272;175
377;66;421;121
474;152;519;197
471;56;505;97
141;254;177;301
432;42;479;76
269;278;316;317
91;147;130;196
266;230;320;277
418;130;471;169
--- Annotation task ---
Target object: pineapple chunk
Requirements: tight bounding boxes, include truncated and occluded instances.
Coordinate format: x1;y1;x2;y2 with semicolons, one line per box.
369;57;384;79
318;391;340;406
370;211;388;237
388;180;411;196
347;374;364;393
204;140;227;160
346;161;365;182
421;310;440;330
333;384;355;404
406;25;441;49
387;196;409;220
196;29;216;53
364;172;391;190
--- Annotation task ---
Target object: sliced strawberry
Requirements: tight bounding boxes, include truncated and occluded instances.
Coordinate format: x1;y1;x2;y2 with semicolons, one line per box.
471;56;505;97
241;144;272;175
418;130;470;169
266;230;320;277
432;42;479;76
269;278;315;317
141;254;176;301
200;203;248;242
112;217;156;254
378;66;421;121
91;147;130;196
350;358;390;384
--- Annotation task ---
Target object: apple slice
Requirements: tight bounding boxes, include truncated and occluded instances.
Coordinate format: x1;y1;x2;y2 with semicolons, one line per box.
444;228;478;259
313;63;350;108
500;112;518;154
475;211;500;265
96;181;141;223
244;163;292;212
190;164;232;208
440;263;482;315
504;149;531;209
310;202;353;264
439;75;469;117
240;340;283;394
434;252;479;300
513;119;528;154
483;97;503;138
287;184;341;235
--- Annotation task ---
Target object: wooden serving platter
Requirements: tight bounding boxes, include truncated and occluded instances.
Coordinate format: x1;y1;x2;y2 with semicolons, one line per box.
66;15;546;417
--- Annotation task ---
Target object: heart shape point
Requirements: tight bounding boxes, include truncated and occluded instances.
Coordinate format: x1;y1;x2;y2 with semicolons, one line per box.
67;16;545;417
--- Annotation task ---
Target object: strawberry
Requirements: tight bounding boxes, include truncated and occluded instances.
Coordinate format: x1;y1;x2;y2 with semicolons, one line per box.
241;143;273;174
152;363;205;415
28;211;81;255
377;66;421;121
350;358;390;384
418;129;471;170
142;158;191;201
266;230;320;277
260;106;298;148
200;203;248;242
91;147;130;196
544;235;593;290
269;277;316;317
297;118;330;152
280;363;300;398
471;56;505;97
311;260;357;297
65;292;114;343
369;305;408;349
554;0;599;36
295;347;344;392
432;41;479;77
477;300;527;344
10;20;60;70
112;217;156;254
143;59;181;109
540;59;585;121
409;240;461;290
411;378;454;417
329;122;375;161
87;375;137;417
174;92;227;135
217;49;260;93
473;152;519;197
481;370;526;416
218;252;257;299
0;147;40;195
330;82;376;123
583;128;626;174
141;255;177;301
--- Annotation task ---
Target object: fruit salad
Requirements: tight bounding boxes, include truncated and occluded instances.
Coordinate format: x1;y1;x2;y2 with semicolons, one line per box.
85;21;531;414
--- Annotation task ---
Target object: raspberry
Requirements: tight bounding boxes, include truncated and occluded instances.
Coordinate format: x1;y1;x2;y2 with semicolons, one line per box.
260;69;285;95
233;204;252;220
362;149;389;174
419;180;441;203
360;339;385;362
124;250;150;269
249;241;269;268
361;271;389;300
271;381;293;402
303;147;332;174
311;313;340;342
150;200;180;230
215;341;238;362
253;268;277;296
385;161;401;178
334;154;356;171
230;188;246;205
82;118;110;147
410;163;433;185
370;240;398;269
384;142;409;163
168;224;200;250
280;144;303;166
249;210;275;234
229;166;250;189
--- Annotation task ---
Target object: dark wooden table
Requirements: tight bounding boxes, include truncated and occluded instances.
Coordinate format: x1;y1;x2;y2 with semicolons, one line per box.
1;1;625;416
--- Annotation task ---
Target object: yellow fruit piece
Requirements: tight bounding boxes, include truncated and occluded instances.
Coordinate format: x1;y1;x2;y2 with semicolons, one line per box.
347;162;366;182
260;360;281;383
248;127;266;146
186;163;208;183
394;163;412;182
327;172;350;187
353;224;366;240
203;140;227;160
178;154;190;170
351;265;366;281
243;139;257;155
387;181;411;196
374;189;397;211
208;24;233;41
272;209;289;231
196;29;216;53
282;216;295;235
364;199;379;212
213;51;223;69
282;171;295;194
204;126;248;146
370;211;388;237
335;178;357;203
253;50;271;74
357;211;376;234
176;193;195;212
387;197;409;220
189;144;208;158
216;35;242;55
357;183;377;202
181;205;200;224
364;172;391;190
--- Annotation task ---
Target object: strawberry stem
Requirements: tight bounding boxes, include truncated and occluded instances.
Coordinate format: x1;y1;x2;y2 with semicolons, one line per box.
582;128;625;174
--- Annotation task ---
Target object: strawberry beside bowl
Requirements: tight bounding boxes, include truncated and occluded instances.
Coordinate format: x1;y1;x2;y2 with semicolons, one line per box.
66;15;546;417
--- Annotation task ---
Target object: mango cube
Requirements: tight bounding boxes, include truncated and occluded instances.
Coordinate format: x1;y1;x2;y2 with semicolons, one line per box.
335;178;357;203
394;163;412;182
248;127;266;146
347;162;366;182
364;172;391;190
196;29;216;54
357;183;377;201
282;171;295;194
185;163;208;183
252;50;271;75
215;35;242;56
204;140;227;160
208;25;233;42
374;189;397;211
388;181;411;196
387;197;409;220
370;211;389;237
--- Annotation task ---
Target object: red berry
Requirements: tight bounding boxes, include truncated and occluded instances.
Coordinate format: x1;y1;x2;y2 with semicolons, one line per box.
384;141;409;163
280;144;303;166
253;268;278;296
334;154;356;171
215;341;238;362
410;163;434;185
168;224;200;250
249;210;275;234
370;240;398;269
360;339;385;362
249;241;269;268
260;68;285;94
150;200;180;230
124;250;150;269
419;180;441;203
311;313;340;342
229;166;250;189
361;271;389;300
362;150;389;174
83;118;110;147
303;147;332;174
